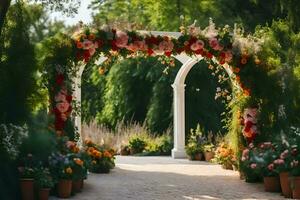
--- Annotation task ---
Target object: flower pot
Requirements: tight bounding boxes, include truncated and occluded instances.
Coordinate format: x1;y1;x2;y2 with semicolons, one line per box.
204;151;214;162
292;176;300;199
279;172;292;198
263;176;281;192
39;188;50;200
20;178;34;200
72;180;82;193
57;179;72;198
194;153;203;161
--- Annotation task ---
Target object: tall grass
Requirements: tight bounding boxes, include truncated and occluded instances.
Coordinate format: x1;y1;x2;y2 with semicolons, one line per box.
82;120;172;151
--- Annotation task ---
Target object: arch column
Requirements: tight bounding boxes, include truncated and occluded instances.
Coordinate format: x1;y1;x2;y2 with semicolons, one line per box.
171;83;186;158
172;55;202;158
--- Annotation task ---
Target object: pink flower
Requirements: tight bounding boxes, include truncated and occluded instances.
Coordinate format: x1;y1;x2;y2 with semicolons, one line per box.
115;31;129;48
275;159;285;165
190;40;205;51
158;39;174;53
209;38;223;51
242;149;249;157
127;40;148;52
89;48;96;56
55;91;67;102
250;163;257;169
267;163;274;171
82;39;94;50
56;102;70;113
241;156;247;161
224;50;233;62
249;143;254;149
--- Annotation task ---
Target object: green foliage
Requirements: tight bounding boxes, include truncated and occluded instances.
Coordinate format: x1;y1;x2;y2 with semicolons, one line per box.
185;124;206;157
34;167;54;189
0;2;37;124
129;137;147;154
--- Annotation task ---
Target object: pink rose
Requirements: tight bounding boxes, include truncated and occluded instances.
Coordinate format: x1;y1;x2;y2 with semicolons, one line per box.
55;92;67;102
115;31;129;48
249;143;254;149
224;50;233;62
56;102;70;113
250;163;257;169
267;163;274;171
127;40;148;52
190;40;205;51
158;39;174;53
209;38;223;51
82;39;94;50
242;149;249;157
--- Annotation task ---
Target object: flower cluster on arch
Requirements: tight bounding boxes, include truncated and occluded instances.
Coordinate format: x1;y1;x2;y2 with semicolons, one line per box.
72;21;263;98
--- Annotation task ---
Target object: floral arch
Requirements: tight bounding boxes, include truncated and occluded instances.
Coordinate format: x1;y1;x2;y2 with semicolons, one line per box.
43;21;267;159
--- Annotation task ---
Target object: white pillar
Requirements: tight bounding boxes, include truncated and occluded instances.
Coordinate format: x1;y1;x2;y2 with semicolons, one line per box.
171;83;187;158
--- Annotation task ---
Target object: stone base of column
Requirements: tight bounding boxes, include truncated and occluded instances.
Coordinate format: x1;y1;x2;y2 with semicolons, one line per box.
171;148;187;159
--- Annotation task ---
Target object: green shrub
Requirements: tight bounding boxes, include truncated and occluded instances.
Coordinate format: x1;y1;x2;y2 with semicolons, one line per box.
129;137;147;154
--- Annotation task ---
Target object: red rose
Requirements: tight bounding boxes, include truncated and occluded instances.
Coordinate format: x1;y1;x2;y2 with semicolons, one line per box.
165;51;172;57
56;74;64;85
83;50;91;63
147;48;154;56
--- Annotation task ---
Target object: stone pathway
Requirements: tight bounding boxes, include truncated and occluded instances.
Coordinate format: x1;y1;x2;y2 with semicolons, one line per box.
55;156;286;200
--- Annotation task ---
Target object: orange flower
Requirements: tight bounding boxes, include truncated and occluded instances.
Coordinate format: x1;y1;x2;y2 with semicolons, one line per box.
72;146;80;153
94;151;102;159
244;89;251;96
76;41;83;49
255;58;261;65
241;57;247;65
74;158;84;166
88;34;96;41
84;139;93;145
103;150;112;158
65;167;73;174
235;76;240;82
233;67;240;73
98;67;105;75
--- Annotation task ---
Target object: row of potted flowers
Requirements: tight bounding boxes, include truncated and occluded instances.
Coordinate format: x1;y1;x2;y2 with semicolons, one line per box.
241;137;300;199
19;138;115;200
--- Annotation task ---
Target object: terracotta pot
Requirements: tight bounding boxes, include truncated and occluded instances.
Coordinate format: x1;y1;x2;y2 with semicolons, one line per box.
204;151;214;162
292;176;300;199
263;176;281;192
38;188;50;200
57;179;72;198
279;172;292;198
20;178;34;200
194;153;202;160
72;180;82;193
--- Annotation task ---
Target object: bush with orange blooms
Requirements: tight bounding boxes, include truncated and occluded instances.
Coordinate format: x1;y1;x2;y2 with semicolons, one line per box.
213;142;237;169
83;139;115;173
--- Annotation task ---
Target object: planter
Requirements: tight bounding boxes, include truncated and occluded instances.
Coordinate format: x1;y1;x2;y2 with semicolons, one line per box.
279;172;292;198
72;180;82;193
57;179;72;198
292;176;300;199
188;153;202;161
38;188;50;200
20;178;34;200
204;151;214;162
263;176;281;192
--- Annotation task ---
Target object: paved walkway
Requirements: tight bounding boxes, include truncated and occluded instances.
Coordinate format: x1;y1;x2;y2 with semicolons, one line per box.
57;156;286;200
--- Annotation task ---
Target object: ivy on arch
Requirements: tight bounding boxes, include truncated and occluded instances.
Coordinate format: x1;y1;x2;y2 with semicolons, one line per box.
42;20;278;155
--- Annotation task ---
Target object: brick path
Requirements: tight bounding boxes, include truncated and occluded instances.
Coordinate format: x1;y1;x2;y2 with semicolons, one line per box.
54;156;286;200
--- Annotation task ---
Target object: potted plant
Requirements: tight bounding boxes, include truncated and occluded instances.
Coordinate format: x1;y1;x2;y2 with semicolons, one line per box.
274;149;293;198
19;166;35;200
290;145;300;199
240;145;262;182
203;144;215;162
185;125;206;161
257;142;281;192
129;137;146;154
49;153;73;198
71;156;87;193
215;142;235;170
87;146;115;173
35;167;54;200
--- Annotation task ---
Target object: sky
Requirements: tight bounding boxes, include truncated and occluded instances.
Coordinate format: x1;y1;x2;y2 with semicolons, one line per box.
49;0;93;26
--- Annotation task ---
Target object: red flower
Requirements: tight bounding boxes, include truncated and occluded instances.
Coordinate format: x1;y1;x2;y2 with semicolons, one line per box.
147;48;154;56
205;52;213;59
66;95;72;102
165;51;172;57
111;40;119;51
56;74;64;85
145;36;159;46
195;49;203;55
83;50;91;63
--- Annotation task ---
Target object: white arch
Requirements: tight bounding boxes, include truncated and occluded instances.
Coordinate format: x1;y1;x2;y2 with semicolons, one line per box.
73;31;235;159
